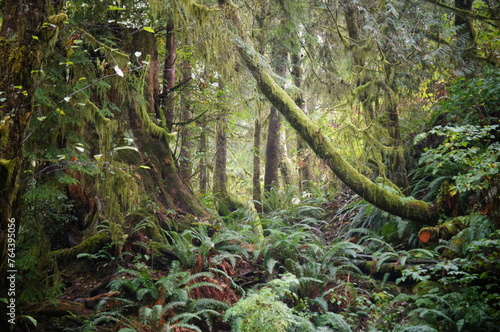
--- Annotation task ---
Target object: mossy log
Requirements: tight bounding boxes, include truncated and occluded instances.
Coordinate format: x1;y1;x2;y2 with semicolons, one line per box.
214;1;438;224
418;219;465;244
24;299;93;317
49;232;111;265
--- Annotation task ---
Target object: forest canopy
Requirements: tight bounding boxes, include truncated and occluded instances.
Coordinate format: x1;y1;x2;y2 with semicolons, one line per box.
1;0;499;331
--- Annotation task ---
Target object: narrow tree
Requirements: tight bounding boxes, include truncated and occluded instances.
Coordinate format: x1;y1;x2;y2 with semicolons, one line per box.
212;80;235;214
179;39;194;182
264;47;287;192
291;52;312;190
162;21;177;130
253;107;264;213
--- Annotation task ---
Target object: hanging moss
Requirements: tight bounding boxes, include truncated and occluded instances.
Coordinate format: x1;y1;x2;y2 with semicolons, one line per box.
0;158;17;187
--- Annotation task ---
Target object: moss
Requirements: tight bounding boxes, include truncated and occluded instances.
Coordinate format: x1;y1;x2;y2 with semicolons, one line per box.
48;13;68;26
0;158;17;186
50;232;111;265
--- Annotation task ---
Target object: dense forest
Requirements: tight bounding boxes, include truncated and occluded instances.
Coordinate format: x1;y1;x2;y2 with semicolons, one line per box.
1;0;499;331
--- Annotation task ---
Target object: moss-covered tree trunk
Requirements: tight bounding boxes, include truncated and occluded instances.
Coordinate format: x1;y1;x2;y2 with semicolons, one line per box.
163;22;177;130
291;52;312;190
212;80;236;214
216;0;438;224
0;0;65;323
126;30;208;219
264;46;287;193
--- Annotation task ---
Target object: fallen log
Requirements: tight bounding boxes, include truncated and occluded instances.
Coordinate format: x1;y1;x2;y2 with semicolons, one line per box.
49;232;111;265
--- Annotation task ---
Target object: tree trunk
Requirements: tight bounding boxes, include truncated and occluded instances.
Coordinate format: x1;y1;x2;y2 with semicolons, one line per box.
216;1;438;224
127;31;208;218
264;46;287;193
279;129;294;186
212;80;234;214
198;115;208;194
179;41;193;182
253;113;263;213
0;0;65;303
163;22;176;130
264;106;281;192
291;53;312;190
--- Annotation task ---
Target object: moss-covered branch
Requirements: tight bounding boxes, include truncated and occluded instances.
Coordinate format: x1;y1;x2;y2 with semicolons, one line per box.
213;1;438;224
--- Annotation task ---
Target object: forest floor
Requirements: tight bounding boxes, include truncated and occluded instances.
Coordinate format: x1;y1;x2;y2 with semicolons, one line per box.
20;187;415;332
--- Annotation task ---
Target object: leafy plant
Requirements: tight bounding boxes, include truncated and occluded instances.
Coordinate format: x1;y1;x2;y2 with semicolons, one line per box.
415;124;499;196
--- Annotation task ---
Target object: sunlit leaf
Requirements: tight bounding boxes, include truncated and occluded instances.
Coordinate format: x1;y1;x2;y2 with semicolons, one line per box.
107;5;125;11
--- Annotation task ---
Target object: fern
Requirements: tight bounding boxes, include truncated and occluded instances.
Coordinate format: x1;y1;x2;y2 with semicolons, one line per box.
313;312;352;332
395;326;438;332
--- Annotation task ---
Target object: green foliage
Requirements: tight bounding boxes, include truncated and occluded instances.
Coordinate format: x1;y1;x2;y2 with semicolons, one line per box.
415;124;499;195
433;68;500;126
225;273;353;332
96;260;228;331
225;285;295;332
163;223;248;269
394;287;499;331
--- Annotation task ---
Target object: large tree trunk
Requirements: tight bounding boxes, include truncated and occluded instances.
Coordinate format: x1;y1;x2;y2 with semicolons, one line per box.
0;0;65;326
127;30;208;218
215;1;438;224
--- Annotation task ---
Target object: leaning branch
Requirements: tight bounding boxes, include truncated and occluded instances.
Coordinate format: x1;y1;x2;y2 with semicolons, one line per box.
215;0;438;224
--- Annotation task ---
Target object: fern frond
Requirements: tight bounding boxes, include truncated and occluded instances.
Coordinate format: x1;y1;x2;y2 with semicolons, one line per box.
188;281;223;292
193;298;229;310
